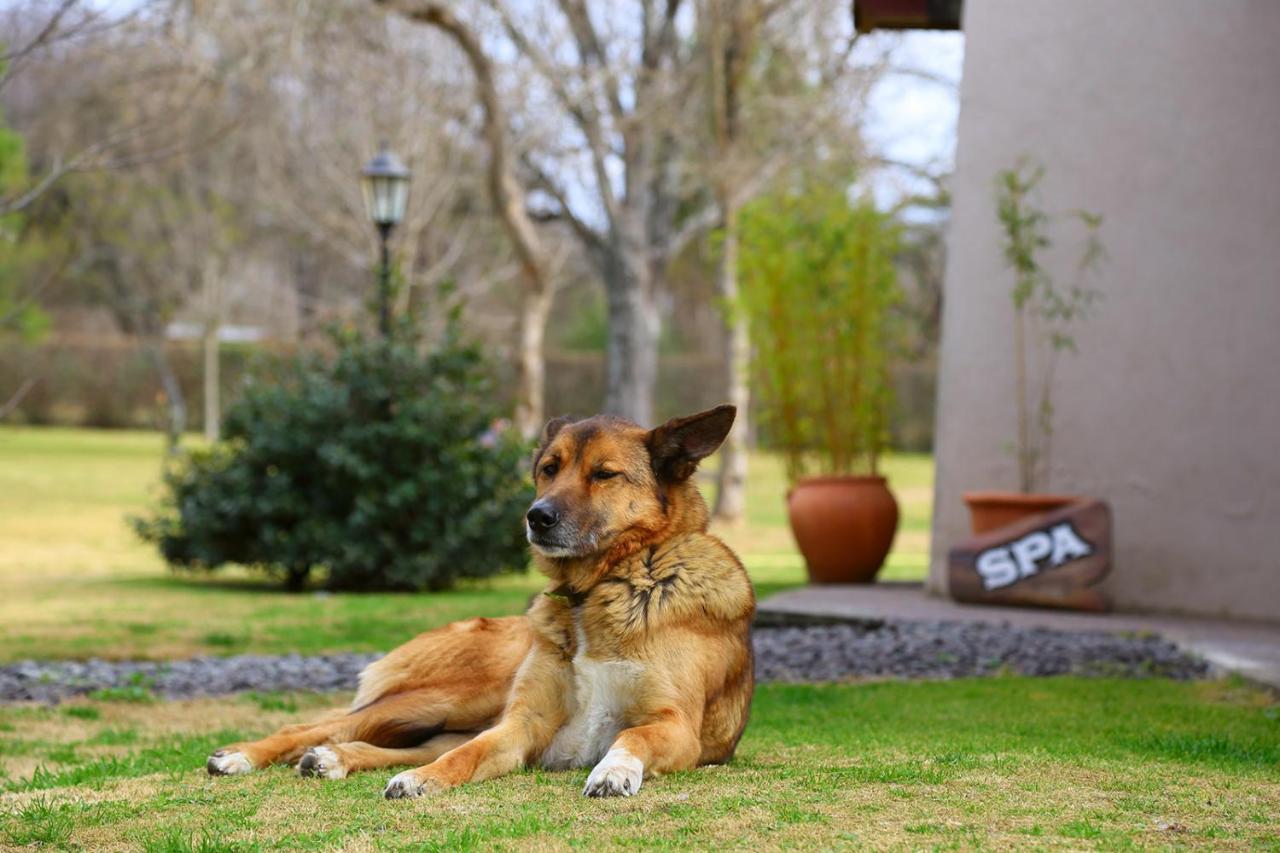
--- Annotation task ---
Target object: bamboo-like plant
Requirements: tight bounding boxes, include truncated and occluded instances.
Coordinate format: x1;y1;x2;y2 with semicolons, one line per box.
995;160;1105;493
738;183;902;483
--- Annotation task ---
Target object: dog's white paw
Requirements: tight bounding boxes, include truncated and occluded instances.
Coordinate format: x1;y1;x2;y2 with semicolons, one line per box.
206;750;253;776
297;746;347;780
384;770;433;799
583;748;644;798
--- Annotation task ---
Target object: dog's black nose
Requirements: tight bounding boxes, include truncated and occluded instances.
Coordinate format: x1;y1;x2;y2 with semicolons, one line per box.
527;503;560;531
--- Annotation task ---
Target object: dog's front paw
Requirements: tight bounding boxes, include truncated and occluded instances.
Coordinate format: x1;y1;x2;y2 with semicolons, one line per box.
206;750;253;776
298;746;347;780
583;748;644;798
384;769;439;799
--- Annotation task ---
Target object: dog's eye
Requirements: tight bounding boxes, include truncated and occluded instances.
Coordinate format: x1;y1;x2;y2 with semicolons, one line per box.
541;462;558;478
592;470;620;482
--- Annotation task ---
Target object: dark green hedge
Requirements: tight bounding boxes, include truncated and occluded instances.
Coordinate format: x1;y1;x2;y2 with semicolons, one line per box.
133;327;533;591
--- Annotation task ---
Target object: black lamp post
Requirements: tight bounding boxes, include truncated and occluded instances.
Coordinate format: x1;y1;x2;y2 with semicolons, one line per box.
360;143;411;338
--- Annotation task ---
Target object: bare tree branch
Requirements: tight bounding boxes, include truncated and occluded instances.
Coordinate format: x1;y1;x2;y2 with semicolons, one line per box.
0;378;37;421
374;0;550;290
373;0;558;436
522;154;606;256
485;0;621;229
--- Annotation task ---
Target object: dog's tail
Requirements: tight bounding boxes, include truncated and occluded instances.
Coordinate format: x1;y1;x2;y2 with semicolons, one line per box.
350;656;402;712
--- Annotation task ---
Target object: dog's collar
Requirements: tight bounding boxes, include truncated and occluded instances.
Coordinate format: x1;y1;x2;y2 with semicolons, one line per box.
543;584;589;608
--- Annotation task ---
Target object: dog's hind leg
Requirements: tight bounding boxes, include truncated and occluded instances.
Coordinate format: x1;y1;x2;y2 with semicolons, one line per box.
297;733;476;780
207;615;530;776
207;686;497;776
207;709;349;775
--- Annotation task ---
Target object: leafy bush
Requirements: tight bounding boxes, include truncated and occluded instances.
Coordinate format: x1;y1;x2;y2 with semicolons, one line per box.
133;326;533;591
738;182;903;482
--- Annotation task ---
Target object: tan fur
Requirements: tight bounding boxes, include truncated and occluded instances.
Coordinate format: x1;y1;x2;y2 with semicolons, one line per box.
207;406;754;799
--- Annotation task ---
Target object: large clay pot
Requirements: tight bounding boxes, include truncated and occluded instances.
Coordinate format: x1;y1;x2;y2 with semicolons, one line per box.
962;490;1078;535
787;476;899;584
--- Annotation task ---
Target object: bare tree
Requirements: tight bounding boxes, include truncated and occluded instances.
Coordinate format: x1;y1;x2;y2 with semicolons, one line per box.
697;0;878;520
369;2;558;438
0;0;169;216
0;0;186;417
378;0;724;427
702;0;758;522
378;0;882;441
26;0;271;449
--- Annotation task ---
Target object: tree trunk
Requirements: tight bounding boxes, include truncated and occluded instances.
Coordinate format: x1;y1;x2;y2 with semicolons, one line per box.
602;254;659;426
147;339;186;455
713;201;750;522
202;264;222;443
294;251;321;341
285;566;309;592
514;281;553;438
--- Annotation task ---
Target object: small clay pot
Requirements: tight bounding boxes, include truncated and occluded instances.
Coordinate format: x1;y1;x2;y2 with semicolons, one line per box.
962;491;1079;535
787;476;899;584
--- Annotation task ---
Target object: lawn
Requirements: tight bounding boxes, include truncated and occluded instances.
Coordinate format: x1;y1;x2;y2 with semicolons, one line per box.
1;679;1277;849
2;426;1278;850
0;426;930;662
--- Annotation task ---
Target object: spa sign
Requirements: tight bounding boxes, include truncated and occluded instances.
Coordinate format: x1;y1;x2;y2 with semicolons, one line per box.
949;500;1112;612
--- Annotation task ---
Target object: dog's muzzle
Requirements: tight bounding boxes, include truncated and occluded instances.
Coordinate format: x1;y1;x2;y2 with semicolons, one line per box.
526;501;560;533
526;499;574;555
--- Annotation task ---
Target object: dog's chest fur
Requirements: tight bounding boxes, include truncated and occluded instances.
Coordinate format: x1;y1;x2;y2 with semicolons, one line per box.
539;610;644;770
531;535;751;770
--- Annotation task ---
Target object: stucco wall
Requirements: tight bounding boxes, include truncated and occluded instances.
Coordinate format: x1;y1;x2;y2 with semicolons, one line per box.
930;0;1280;620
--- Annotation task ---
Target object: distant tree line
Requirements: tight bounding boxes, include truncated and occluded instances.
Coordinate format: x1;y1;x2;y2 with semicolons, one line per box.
0;0;951;513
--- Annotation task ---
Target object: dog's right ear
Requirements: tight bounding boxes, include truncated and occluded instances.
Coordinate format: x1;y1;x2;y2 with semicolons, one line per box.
532;415;575;473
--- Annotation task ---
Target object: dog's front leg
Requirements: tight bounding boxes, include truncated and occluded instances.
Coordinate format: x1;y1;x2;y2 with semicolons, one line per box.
383;643;569;799
583;709;703;798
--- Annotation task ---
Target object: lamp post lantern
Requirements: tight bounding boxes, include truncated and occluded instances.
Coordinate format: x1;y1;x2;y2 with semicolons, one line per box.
360;143;411;338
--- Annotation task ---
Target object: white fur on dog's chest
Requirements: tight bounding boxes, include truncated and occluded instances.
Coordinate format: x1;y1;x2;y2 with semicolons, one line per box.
540;617;644;770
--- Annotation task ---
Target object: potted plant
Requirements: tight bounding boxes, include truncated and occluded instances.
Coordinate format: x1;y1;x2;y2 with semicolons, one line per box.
964;160;1105;533
738;182;902;583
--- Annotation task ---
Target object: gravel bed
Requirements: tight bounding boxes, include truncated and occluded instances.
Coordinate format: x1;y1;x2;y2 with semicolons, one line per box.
751;621;1208;684
0;621;1208;704
0;654;379;705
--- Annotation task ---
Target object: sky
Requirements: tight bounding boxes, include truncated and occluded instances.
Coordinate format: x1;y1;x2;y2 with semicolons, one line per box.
14;1;966;220
862;30;966;212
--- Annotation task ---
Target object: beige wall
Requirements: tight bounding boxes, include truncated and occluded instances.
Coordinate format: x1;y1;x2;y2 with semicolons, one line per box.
930;0;1280;620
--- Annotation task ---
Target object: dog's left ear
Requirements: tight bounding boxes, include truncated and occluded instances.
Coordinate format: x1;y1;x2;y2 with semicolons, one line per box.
532;414;576;474
646;405;736;483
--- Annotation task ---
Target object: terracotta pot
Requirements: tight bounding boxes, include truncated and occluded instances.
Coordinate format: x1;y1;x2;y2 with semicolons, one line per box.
787;476;899;584
962;491;1079;535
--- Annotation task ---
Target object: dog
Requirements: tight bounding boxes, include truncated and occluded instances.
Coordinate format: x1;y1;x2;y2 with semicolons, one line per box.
205;404;755;798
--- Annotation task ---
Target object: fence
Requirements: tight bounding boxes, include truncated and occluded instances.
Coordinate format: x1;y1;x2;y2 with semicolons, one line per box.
1;340;936;451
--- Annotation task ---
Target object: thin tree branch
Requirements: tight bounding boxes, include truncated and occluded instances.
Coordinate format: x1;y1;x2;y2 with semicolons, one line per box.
374;0;551;294
485;0;621;229
522;154;606;254
0;378;38;421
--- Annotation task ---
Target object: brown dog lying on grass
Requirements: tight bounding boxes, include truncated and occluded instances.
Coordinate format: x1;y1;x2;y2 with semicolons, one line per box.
206;405;755;798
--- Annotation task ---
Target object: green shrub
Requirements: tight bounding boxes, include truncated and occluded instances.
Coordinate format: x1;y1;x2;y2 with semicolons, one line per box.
133;326;533;591
738;182;903;482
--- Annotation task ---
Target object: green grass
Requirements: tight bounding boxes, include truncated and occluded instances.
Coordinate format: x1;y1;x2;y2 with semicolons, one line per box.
0;679;1276;848
0;426;930;662
6;426;1277;847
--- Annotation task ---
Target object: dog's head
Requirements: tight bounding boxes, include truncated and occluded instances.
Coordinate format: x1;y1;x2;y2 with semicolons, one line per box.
525;405;736;560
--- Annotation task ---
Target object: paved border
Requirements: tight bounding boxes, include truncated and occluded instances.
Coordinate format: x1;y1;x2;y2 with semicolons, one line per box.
757;582;1280;690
